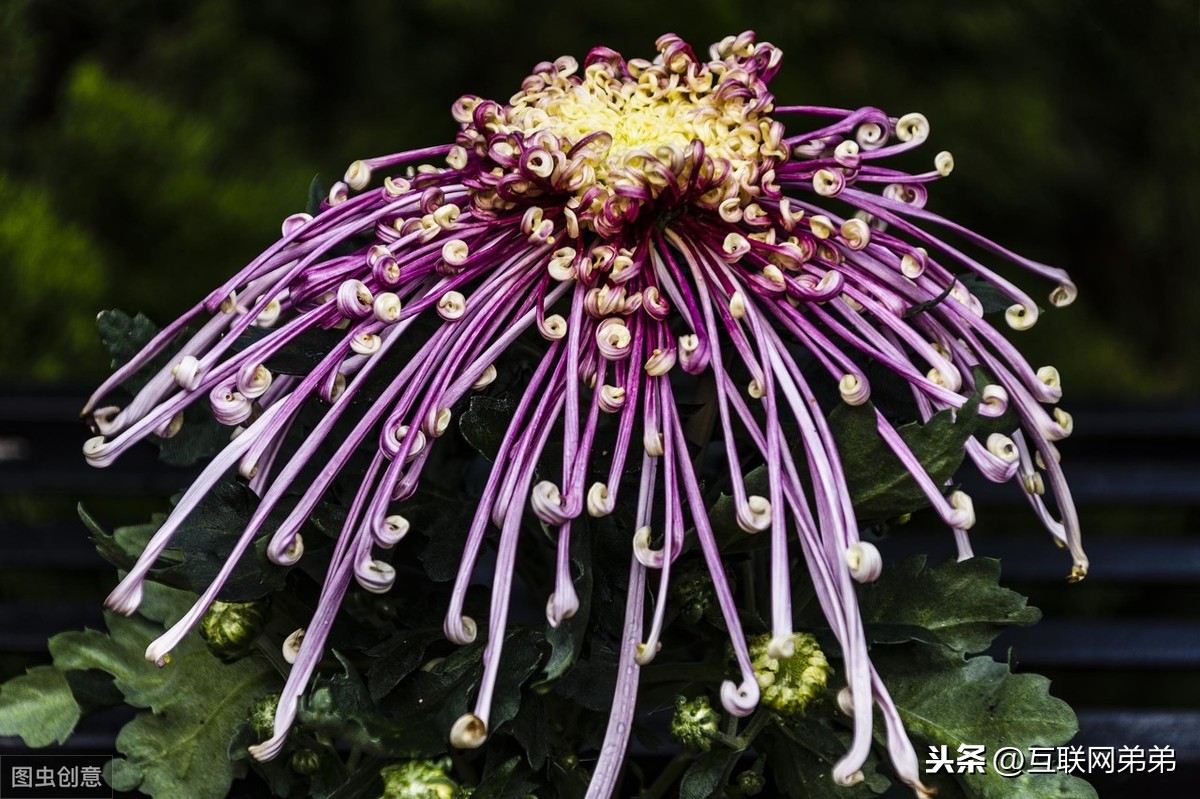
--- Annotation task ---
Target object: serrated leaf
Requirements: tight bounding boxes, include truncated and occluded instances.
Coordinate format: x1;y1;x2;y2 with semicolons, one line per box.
473;755;539;799
0;666;83;747
458;395;517;461
829;397;980;524
860;556;1040;653
154;404;229;466
80;502;138;569
153;480;293;601
96;309;163;392
95;309;231;466
109;653;278;799
365;629;443;702
49;599;280;799
680;748;742;799
301;651;448;757
763;720;891;799
874;646;1096;799
488;627;544;735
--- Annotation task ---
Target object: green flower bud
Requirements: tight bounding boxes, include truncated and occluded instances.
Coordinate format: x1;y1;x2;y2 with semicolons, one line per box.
290;749;321;776
671;562;735;626
749;632;830;716
248;692;280;741
669;694;720;751
736;769;765;796
380;759;459;799
199;598;270;660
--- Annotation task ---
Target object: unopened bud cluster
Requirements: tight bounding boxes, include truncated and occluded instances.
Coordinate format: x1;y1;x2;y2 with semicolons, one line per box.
749;632;830;716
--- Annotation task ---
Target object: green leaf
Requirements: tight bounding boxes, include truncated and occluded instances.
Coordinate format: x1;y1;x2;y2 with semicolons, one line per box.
874;646;1096;799
473;754;539;799
365;629;443;702
154;404;230;466
958;274;1018;316
50;600;280;799
306;174;326;217
488;627;545;736
859;556;1041;653
96;309;163;392
80;502;138;569
153;480;293;601
110;651;278;798
458;394;517;461
680;748;742;799
0;665;83;747
763;720;891;799
301;651;448;757
829;397;981;524
534;523;594;692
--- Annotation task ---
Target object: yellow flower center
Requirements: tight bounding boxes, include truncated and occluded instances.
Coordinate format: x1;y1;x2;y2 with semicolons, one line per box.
456;38;788;237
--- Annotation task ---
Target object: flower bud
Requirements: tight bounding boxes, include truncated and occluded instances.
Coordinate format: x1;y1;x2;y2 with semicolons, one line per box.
248;692;280;742
749;632;831;716
380;759;459;799
198;599;270;661
669;694;719;751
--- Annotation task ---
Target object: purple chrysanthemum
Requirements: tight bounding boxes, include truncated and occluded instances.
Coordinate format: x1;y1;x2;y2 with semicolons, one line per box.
83;32;1085;797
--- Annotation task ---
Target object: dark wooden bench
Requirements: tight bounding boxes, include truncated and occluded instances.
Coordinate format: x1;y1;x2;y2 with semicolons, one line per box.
2;390;1198;796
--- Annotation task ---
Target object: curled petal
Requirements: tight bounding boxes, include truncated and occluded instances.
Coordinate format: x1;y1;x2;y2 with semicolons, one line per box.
436;289;463;321
596;317;632;359
1005;302;1039;331
236;363;273;399
173;355;202;390
531;481;571;524
812;168;845;197
373;292;403;323
472;364;498;390
209;386;253;426
845;541;883;583
598;384;626;413
895;111;930;143
282;628;305;665
736;495;772;533
948;490;976;530
632;526;664;568
376;515;410;548
336;279;374;319
1050;283;1077;307
268;532;304;566
350;332;382;356
986;433;1019;463
154;411;184;440
450;713;488;749
587;482;614;517
445;614;477;646
644;346;677;376
979;384;1009;417
355;558;396;594
546;586;580;627
838;373;870;405
719;677;761;717
539;313;568;341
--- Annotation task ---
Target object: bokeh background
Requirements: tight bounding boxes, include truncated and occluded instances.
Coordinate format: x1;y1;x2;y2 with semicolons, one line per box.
1;0;1197;795
2;0;1196;393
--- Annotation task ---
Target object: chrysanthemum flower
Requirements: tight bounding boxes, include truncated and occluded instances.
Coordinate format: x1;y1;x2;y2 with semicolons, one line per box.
83;32;1085;797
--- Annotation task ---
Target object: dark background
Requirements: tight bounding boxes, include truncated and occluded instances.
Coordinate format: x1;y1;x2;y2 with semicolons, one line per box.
1;0;1197;796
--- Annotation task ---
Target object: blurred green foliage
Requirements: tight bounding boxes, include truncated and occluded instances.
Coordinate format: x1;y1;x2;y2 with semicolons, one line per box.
1;0;1196;396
